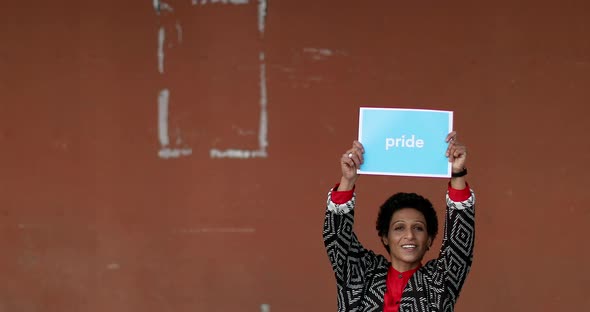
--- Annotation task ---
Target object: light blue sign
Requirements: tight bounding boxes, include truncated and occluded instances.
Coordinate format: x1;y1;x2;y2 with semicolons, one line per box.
357;107;453;178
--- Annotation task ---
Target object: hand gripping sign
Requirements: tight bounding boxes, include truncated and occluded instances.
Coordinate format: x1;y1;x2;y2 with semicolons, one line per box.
357;107;453;178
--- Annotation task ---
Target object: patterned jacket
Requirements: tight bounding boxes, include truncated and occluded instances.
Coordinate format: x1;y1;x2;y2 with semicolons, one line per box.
323;188;475;312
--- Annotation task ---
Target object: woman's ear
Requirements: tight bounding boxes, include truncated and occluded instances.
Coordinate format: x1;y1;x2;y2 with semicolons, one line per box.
427;237;433;250
381;235;389;246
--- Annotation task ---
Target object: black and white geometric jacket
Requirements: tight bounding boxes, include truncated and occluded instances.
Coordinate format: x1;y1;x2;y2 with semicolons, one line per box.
323;187;475;312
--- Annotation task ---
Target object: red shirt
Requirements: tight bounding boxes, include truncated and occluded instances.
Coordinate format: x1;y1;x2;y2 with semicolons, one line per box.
383;265;421;312
331;182;471;312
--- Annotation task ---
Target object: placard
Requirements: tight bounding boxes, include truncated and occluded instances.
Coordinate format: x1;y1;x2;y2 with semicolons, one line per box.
357;107;453;178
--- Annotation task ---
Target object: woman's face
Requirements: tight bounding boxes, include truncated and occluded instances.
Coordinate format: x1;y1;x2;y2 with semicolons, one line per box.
382;208;432;272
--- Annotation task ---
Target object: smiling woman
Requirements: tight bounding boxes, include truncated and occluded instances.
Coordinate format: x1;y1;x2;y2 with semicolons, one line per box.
323;131;476;312
379;196;437;272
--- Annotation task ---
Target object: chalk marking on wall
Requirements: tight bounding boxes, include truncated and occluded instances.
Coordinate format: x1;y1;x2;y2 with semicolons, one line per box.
158;89;193;159
260;304;270;312
303;47;336;61
158;26;165;74
272;65;295;73
209;1;268;159
175;20;183;43
158;89;170;146
153;0;174;14
210;51;268;159
258;0;267;36
155;0;268;159
159;148;193;158
192;0;250;5
233;125;256;136
154;3;192;159
257;51;269;152
189;0;264;35
303;48;334;56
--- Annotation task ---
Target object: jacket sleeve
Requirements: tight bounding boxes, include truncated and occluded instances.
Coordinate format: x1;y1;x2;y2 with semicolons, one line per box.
323;187;375;285
434;188;476;305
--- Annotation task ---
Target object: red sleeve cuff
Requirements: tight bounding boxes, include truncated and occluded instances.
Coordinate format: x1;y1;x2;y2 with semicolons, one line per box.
448;182;471;202
331;183;355;204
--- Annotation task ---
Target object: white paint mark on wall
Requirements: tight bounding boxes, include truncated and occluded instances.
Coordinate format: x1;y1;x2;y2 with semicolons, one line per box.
210;149;267;158
175;21;183;43
303;48;334;56
210;51;268;159
258;0;267;36
158;89;171;146
303;47;337;60
158;89;193;159
153;1;193;159
190;1;262;32
153;0;174;14
158;26;165;74
233;125;256;136
155;0;268;159
160;2;173;12
258;51;269;151
272;65;295;73
260;304;270;312
192;0;250;5
159;148;193;158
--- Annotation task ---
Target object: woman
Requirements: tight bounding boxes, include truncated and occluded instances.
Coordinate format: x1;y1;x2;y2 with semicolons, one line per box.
323;131;475;312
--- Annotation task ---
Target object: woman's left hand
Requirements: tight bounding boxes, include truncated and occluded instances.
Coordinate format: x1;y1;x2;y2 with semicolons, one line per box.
445;131;467;173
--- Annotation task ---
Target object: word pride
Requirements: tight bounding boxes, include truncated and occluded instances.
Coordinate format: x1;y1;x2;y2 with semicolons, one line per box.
385;135;424;150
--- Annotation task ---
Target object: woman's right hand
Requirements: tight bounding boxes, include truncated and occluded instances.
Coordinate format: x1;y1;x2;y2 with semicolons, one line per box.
339;140;364;191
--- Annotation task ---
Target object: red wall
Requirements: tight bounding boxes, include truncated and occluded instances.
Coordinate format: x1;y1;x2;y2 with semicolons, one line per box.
1;1;589;311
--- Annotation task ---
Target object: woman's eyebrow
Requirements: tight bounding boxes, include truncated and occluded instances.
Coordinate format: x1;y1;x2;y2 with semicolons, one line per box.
391;220;426;225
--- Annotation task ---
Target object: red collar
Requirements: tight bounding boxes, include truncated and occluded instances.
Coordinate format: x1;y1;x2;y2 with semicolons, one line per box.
383;264;422;312
389;263;422;277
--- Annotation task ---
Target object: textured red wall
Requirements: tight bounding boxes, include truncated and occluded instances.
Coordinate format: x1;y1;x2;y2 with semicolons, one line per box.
1;1;589;311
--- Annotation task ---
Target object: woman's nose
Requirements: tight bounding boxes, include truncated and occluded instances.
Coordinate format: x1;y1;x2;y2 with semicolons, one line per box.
405;228;415;239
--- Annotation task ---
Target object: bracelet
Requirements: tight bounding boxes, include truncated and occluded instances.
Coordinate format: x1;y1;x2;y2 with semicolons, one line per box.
451;168;468;178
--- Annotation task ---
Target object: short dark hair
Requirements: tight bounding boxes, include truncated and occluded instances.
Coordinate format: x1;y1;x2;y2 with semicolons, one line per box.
376;192;439;253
